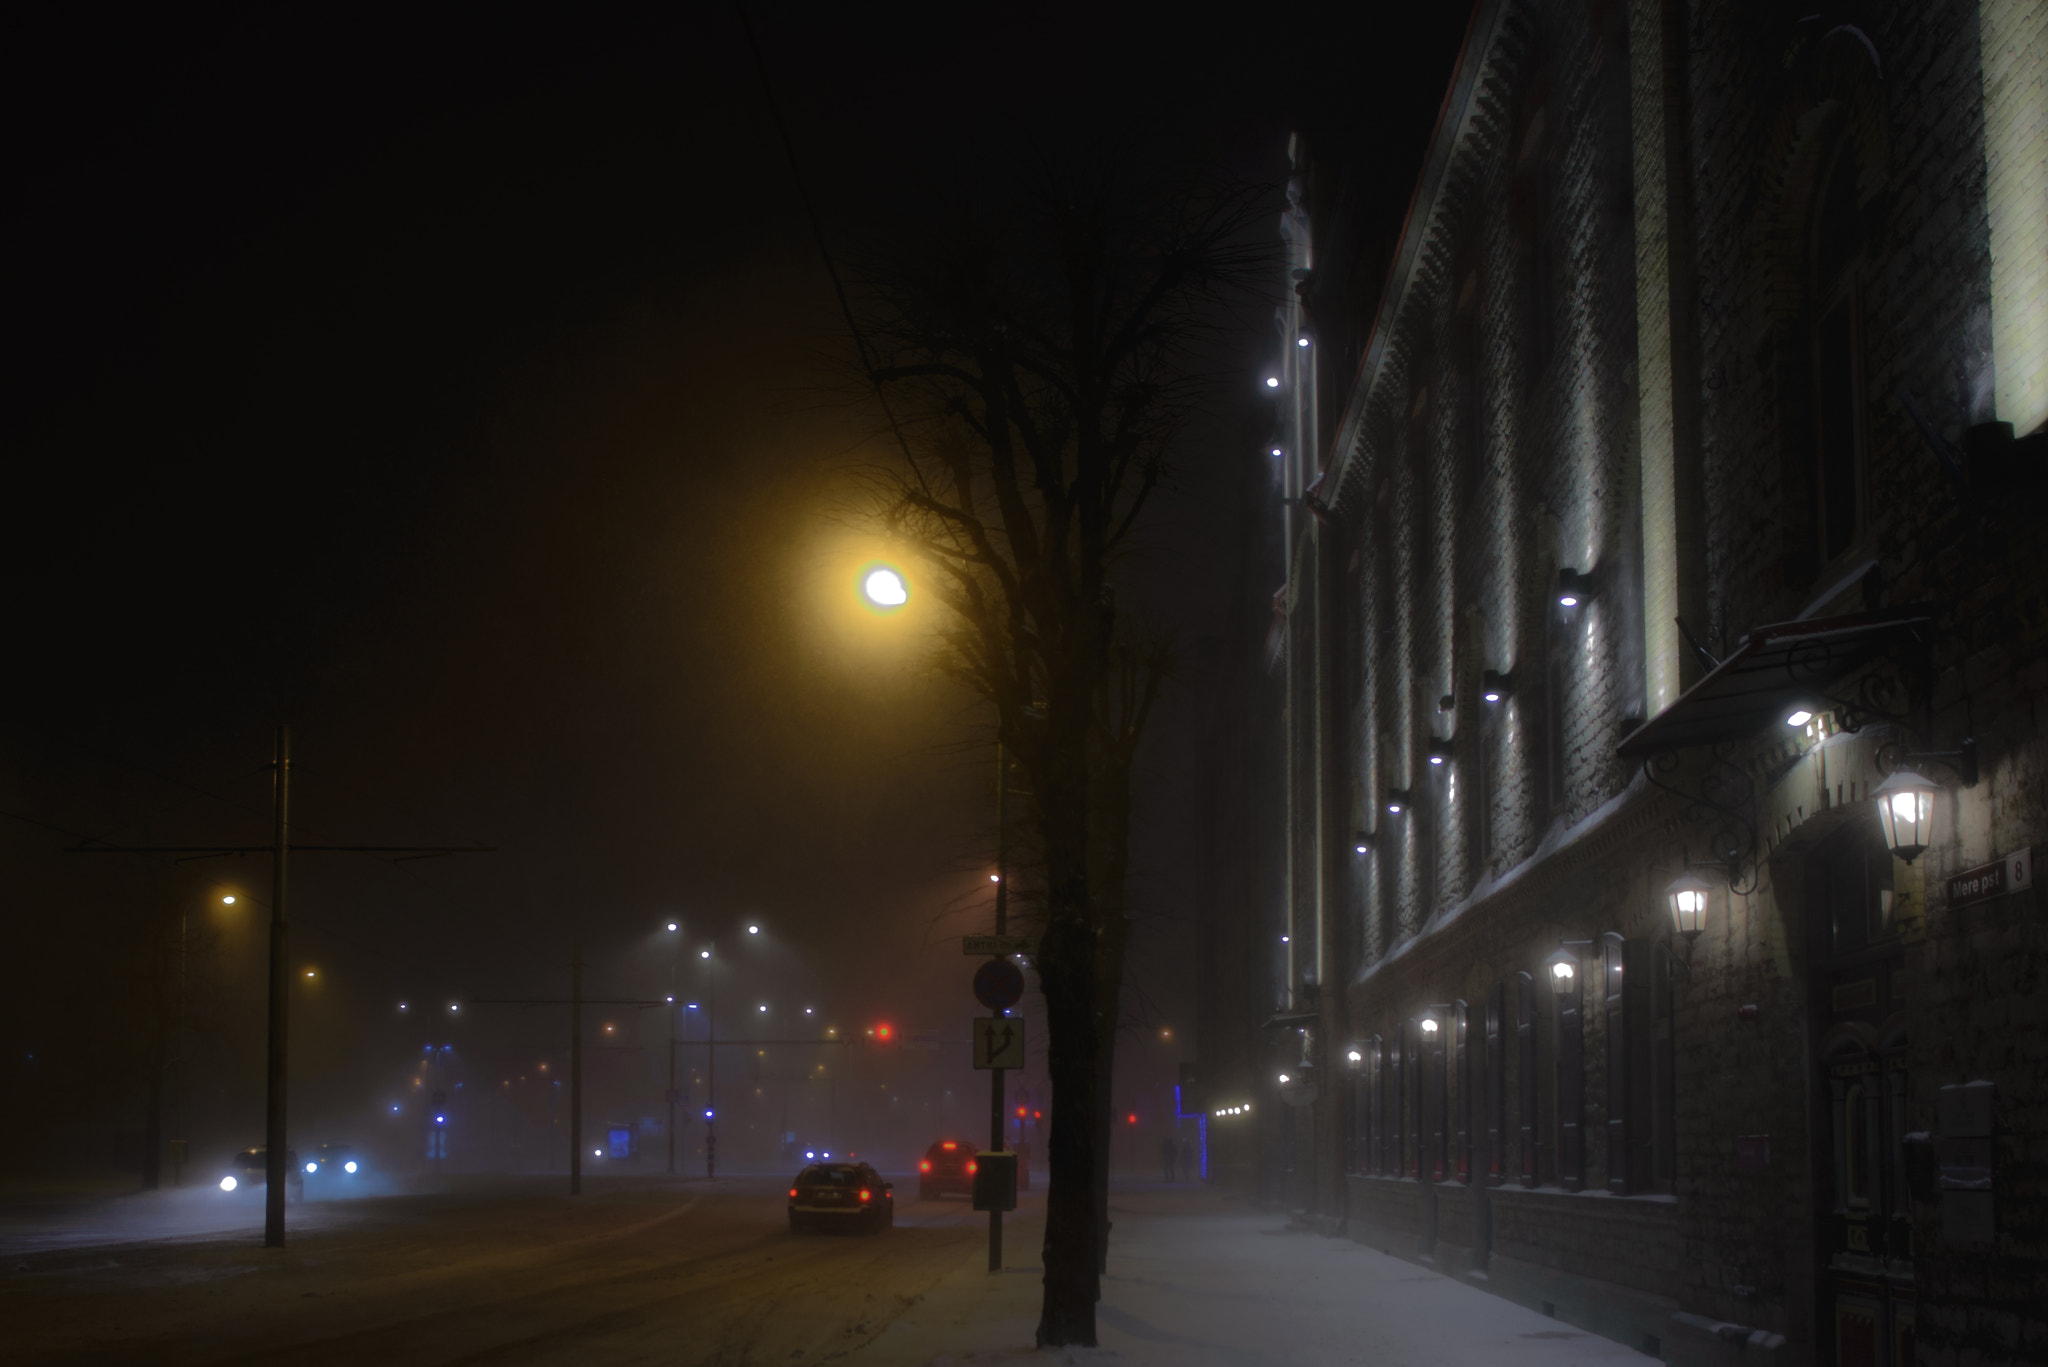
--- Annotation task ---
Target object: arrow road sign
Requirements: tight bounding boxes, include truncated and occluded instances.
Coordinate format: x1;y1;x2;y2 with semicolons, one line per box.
964;934;1031;956
973;1017;1025;1070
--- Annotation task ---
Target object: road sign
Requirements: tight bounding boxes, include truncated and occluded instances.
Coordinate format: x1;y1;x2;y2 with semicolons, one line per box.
964;934;1030;956
973;957;1025;1011
902;1030;941;1052
973;1017;1026;1070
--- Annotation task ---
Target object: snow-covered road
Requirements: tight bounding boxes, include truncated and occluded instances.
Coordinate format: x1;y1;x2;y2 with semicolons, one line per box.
4;1178;1647;1365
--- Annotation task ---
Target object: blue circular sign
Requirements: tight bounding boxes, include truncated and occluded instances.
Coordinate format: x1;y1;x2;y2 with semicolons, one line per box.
973;957;1025;1011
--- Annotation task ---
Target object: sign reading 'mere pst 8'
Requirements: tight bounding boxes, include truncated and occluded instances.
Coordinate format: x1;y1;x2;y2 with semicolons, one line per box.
1945;847;2032;909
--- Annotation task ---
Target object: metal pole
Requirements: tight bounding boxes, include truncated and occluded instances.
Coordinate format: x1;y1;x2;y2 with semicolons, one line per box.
570;946;582;1196
263;725;290;1248
990;740;1007;1273
706;957;717;1180
667;1012;677;1175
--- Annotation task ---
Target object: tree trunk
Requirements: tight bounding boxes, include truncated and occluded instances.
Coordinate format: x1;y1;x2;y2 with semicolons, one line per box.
1035;743;1102;1346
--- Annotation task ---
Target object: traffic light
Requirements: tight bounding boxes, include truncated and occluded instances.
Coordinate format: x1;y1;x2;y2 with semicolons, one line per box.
870;1023;894;1042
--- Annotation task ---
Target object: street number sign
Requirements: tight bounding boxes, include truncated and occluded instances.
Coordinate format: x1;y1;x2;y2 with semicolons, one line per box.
964;934;1030;956
973;1016;1026;1070
973;957;1025;1011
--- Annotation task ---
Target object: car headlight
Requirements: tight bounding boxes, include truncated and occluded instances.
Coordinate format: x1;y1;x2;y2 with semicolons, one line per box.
220;1176;238;1192
305;1162;319;1174
344;1160;358;1174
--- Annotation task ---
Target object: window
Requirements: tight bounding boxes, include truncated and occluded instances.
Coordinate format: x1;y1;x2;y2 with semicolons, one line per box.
1556;954;1586;1191
1603;932;1652;1194
1366;1035;1385;1175
1810;149;1866;566
1423;1014;1447;1182
1653;946;1676;1190
1485;983;1506;1186
1516;971;1539;1186
1454;1000;1473;1183
1391;1024;1408;1177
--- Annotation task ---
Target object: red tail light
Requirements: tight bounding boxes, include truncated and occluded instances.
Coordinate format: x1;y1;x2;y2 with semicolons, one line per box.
789;1188;799;1198
966;1160;978;1175
919;1160;931;1172
941;1141;957;1150
858;1188;872;1202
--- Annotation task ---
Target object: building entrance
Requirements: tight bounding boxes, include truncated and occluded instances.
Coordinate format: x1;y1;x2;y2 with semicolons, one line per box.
1807;820;1915;1366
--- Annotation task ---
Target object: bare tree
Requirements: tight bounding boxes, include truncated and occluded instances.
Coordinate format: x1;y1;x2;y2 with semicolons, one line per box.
859;165;1265;1346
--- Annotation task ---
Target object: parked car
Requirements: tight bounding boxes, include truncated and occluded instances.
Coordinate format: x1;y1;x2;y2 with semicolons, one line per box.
787;1161;893;1234
917;1139;977;1199
217;1147;303;1199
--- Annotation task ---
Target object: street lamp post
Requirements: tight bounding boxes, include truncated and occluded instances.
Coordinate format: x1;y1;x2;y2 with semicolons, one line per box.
665;921;682;1175
701;947;718;1179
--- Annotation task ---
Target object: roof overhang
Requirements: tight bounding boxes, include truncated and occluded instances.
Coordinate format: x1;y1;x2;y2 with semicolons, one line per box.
1617;607;1933;759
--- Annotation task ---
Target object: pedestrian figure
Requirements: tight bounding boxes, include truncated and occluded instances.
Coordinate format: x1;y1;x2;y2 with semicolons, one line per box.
1161;1134;1177;1181
1179;1135;1194;1183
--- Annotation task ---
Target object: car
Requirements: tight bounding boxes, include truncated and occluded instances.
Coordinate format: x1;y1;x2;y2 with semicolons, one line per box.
787;1161;893;1234
305;1143;364;1179
217;1147;304;1198
918;1139;977;1199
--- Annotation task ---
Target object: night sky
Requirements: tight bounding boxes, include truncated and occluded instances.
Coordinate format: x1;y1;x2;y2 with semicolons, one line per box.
2;4;1466;1166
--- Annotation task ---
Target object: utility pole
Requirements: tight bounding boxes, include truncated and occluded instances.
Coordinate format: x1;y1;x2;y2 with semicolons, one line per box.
264;726;291;1248
667;1014;678;1175
706;958;717;1180
571;946;583;1196
990;740;1008;1274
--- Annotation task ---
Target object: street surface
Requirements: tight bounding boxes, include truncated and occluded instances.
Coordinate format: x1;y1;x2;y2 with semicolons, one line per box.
5;1177;1647;1365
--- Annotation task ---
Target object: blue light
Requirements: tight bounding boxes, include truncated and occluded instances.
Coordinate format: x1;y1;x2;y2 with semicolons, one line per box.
391;1105;400;1113
435;1114;446;1124
703;1109;714;1119
686;1002;699;1010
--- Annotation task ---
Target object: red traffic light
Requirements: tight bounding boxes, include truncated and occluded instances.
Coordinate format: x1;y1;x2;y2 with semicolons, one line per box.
873;1023;894;1041
1127;1113;1138;1125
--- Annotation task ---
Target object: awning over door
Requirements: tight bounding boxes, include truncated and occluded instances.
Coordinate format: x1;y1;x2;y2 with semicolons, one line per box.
1617;608;1932;759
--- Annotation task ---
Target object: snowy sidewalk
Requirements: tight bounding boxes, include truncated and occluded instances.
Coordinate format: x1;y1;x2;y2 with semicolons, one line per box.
850;1183;1643;1366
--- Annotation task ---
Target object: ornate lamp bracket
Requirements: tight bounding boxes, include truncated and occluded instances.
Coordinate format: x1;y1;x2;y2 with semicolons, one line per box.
1643;742;1761;895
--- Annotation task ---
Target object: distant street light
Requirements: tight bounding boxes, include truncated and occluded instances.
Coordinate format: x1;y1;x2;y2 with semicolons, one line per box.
221;895;236;905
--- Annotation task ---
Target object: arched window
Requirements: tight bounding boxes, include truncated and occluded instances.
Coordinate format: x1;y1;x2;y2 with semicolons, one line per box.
1810;148;1866;566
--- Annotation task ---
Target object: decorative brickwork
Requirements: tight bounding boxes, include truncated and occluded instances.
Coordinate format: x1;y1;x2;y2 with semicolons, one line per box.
1224;0;2048;1362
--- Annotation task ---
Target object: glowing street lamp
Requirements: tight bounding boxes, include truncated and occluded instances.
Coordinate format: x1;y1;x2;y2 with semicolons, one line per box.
1874;768;1938;864
1666;872;1711;942
859;564;909;613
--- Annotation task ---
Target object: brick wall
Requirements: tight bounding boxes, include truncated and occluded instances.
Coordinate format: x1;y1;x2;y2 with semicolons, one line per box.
1247;0;2048;1360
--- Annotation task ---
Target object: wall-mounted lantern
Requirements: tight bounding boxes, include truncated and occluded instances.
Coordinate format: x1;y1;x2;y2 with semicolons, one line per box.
1557;567;1599;608
1548;956;1578;997
1874;768;1939;864
1665;872;1711;942
1386;788;1411;815
1418;1016;1440;1037
1427;737;1454;768
1353;831;1373;854
1482;669;1513;703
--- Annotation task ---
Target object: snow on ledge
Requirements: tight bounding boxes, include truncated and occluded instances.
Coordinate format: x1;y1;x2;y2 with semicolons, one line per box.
1351;769;1654;989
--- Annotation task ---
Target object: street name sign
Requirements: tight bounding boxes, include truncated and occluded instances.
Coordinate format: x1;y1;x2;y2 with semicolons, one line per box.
1945;847;2032;909
973;1017;1026;1070
964;934;1031;956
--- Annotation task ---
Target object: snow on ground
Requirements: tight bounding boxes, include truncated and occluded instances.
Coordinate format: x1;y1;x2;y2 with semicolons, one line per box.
854;1184;1644;1367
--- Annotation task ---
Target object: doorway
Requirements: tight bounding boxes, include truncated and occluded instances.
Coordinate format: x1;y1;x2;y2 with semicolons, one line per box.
1808;819;1915;1366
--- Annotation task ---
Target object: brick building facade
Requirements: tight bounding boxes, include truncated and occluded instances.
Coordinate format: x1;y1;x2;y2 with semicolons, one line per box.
1209;1;2048;1363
